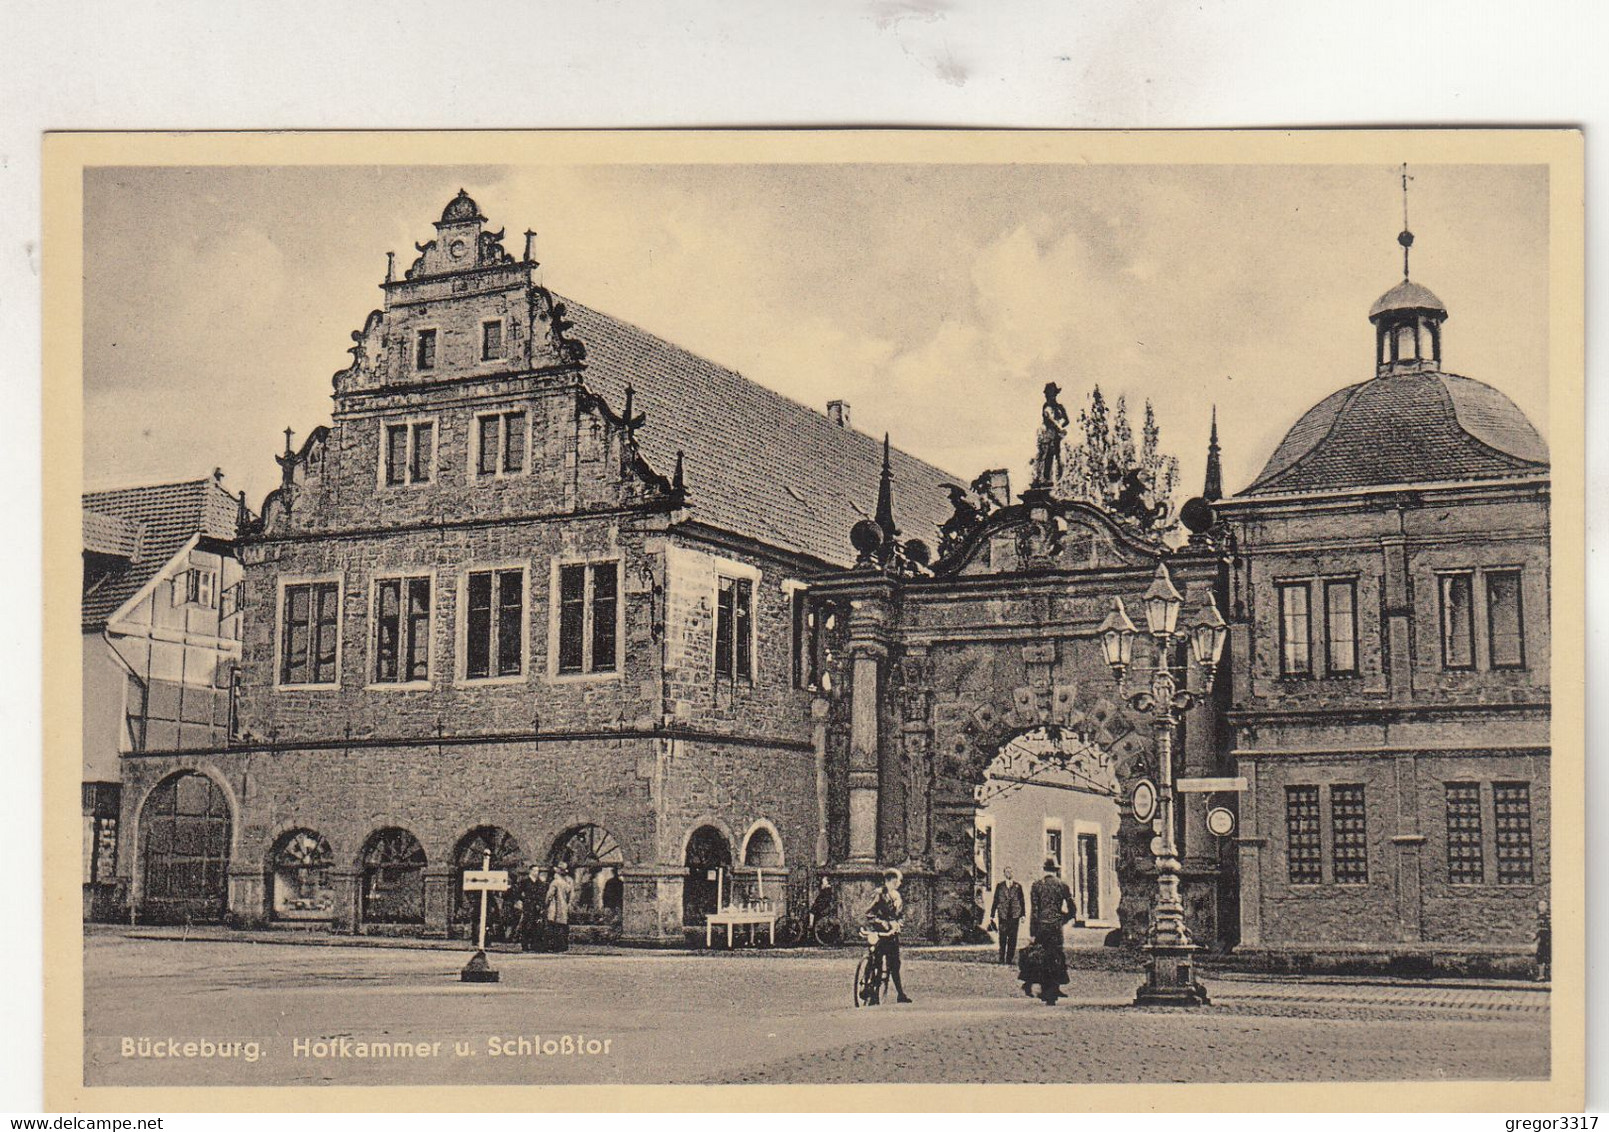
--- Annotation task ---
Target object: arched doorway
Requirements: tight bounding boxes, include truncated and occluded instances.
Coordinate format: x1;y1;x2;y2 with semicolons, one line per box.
973;727;1123;938
139;771;232;923
452;827;523;940
270;829;334;921
359;828;427;925
682;825;732;926
550;824;625;929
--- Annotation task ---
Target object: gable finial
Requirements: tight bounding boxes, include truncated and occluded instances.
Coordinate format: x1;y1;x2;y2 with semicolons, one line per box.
1398;162;1416;280
1204;404;1223;502
875;433;898;539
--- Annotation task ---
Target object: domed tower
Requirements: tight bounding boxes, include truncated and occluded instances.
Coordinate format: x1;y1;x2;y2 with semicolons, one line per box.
1241;229;1546;497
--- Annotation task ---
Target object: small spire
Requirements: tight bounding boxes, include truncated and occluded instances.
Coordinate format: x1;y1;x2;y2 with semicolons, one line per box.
1398;162;1415;280
672;450;685;495
385;251;395;282
874;433;898;539
1204;405;1223;502
283;426;295;455
524;229;537;263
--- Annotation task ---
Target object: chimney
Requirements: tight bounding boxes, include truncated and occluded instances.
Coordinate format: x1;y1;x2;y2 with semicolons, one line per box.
827;400;851;429
974;468;1011;509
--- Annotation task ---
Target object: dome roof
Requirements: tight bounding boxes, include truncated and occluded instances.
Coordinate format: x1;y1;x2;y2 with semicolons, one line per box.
1241;371;1547;496
440;189;484;224
1369;278;1447;320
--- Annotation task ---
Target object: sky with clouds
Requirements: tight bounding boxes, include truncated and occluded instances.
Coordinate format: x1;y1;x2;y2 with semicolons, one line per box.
83;160;1549;517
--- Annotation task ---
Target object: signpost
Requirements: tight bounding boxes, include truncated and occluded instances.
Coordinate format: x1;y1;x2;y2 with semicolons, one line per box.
1175;776;1247;794
459;851;509;984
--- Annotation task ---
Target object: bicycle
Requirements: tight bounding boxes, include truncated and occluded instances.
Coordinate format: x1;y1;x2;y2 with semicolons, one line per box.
811;916;842;948
852;927;892;1007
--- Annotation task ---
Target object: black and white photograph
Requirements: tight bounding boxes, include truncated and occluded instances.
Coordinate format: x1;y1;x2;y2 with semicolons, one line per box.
45;130;1583;1109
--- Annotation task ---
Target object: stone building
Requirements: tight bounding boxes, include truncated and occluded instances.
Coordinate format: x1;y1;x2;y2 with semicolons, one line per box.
82;474;245;921
111;192;953;943
1215;243;1551;970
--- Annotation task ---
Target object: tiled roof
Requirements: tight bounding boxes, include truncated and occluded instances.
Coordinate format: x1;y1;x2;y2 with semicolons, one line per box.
563;297;962;568
82;510;143;559
81;477;241;630
1241;371;1548;497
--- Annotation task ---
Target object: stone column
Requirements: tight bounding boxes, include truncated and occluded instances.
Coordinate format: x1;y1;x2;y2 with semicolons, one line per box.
848;650;882;860
329;867;361;935
846;592;893;861
422;865;454;938
898;648;934;863
227;864;268;928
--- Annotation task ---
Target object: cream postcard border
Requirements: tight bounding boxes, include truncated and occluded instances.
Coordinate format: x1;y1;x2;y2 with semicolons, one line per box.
41;128;1586;1112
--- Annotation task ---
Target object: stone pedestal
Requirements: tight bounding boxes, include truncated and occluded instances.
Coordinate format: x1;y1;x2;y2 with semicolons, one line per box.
1135;942;1210;1006
619;865;686;946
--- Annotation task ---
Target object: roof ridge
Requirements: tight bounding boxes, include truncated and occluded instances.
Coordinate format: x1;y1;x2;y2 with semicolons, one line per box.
558;292;959;482
83;474;216;498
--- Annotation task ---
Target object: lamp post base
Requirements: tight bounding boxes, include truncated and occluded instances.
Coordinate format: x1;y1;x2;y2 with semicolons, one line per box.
1134;943;1209;1007
460;949;500;983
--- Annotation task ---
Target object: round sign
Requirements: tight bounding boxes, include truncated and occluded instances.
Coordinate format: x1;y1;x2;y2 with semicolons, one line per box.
1130;778;1158;824
1207;806;1236;837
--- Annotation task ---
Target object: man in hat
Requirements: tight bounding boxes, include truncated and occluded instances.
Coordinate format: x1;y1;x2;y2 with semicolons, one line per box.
545;862;576;953
988;865;1025;965
513;864;549;953
864;867;912;1004
1026;857;1074;1004
1033;382;1069;490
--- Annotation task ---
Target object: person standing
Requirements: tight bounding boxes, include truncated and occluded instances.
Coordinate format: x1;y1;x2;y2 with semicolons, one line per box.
514;865;548;953
988;866;1025;965
864;868;912;1004
807;876;837;944
545;862;576;953
1025;857;1074;1004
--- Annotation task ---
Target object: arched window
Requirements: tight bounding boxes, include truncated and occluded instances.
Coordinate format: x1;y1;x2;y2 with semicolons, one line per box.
271;829;334;921
452;827;522;939
140;772;231;922
550;824;625;926
360;828;426;924
742;824;783;869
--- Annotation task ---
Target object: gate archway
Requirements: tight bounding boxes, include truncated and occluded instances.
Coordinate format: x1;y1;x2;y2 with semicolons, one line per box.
972;726;1127;938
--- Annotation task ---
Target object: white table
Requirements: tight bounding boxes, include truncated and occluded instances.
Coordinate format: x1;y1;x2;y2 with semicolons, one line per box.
705;909;778;948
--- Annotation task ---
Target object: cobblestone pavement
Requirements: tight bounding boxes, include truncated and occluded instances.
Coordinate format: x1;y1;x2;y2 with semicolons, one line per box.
83;933;1548;1088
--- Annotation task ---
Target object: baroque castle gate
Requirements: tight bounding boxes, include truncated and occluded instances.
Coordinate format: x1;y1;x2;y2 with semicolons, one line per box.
809;487;1239;949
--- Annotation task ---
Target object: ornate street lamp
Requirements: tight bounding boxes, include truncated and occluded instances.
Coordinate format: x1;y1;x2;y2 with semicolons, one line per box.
1099;561;1227;1007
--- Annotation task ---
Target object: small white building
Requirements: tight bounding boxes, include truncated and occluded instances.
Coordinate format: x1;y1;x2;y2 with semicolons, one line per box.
82;474;245;920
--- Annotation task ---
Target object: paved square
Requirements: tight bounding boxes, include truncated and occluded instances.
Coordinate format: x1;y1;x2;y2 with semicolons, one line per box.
84;934;1549;1087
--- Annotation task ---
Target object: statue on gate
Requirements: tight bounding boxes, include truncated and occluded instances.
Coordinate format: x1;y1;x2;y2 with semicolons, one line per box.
1032;382;1069;490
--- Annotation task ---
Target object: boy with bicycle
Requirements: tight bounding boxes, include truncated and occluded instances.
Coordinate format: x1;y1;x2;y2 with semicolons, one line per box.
865;867;913;1004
